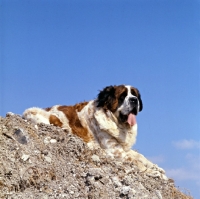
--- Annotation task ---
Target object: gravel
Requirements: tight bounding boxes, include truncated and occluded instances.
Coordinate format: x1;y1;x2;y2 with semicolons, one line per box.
0;113;193;199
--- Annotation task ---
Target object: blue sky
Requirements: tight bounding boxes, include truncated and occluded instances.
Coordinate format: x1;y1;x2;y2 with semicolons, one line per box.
0;0;199;198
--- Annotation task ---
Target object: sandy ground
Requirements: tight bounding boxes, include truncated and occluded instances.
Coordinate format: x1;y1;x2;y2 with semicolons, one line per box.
0;113;193;199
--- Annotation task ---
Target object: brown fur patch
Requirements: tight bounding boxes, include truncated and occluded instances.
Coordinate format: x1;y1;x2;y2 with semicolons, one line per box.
131;87;139;97
114;85;128;98
49;115;63;127
45;107;51;112
58;102;93;143
110;85;127;112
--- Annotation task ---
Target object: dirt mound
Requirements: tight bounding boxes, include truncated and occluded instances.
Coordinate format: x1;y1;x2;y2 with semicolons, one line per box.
0;113;193;199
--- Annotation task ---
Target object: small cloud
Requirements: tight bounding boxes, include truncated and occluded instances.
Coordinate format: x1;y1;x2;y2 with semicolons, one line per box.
147;155;165;164
172;139;200;149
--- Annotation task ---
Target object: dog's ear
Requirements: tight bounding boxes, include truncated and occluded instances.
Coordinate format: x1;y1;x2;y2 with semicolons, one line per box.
137;89;143;112
96;86;116;110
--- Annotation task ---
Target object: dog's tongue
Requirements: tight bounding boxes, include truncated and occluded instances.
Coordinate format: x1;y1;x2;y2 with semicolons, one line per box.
127;113;136;126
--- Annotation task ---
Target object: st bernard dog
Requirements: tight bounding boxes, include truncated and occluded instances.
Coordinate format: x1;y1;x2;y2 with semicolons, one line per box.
23;85;167;180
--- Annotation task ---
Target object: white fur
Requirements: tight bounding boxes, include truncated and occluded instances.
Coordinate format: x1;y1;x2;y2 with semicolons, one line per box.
48;105;72;130
23;107;51;125
23;106;71;131
77;101;137;152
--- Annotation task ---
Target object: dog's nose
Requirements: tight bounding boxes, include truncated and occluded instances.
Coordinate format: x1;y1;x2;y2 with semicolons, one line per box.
129;97;137;104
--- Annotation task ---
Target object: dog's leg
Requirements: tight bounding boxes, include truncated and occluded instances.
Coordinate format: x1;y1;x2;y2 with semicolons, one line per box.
125;150;168;180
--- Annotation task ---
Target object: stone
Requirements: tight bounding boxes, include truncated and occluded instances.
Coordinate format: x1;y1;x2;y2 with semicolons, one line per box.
21;154;30;161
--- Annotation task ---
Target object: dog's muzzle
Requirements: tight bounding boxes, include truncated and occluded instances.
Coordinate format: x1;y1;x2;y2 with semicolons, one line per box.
129;96;139;114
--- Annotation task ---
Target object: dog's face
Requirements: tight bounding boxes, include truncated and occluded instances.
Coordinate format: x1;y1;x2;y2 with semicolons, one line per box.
96;85;143;125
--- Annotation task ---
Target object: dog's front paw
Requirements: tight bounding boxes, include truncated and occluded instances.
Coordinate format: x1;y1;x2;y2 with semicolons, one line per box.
151;164;165;174
145;167;168;180
125;150;168;180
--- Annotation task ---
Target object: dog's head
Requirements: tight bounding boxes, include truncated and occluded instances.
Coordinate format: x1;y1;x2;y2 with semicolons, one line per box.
96;85;143;125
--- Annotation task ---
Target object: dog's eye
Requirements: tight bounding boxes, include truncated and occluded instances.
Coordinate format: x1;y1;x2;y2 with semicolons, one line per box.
119;93;126;103
131;91;136;96
131;88;137;97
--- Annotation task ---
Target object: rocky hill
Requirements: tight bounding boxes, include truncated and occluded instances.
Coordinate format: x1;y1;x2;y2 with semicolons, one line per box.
0;113;193;199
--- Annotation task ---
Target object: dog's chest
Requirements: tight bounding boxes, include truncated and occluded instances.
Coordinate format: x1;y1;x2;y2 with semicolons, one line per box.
77;101;137;151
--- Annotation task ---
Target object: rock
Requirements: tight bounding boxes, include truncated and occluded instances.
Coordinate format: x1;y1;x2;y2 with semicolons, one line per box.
44;136;51;144
50;139;57;144
21;154;30;161
0;113;193;199
44;156;52;163
91;154;100;162
120;185;130;195
155;190;163;199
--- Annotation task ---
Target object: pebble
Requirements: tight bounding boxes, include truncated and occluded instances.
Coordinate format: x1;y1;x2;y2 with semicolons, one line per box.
50;139;57;144
44;136;51;144
21;154;30;161
41;195;48;199
28;169;33;174
44;156;52;163
91;154;100;162
70;191;74;194
42;150;49;156
120;186;130;195
155;190;162;199
6;112;14;116
10;158;15;162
